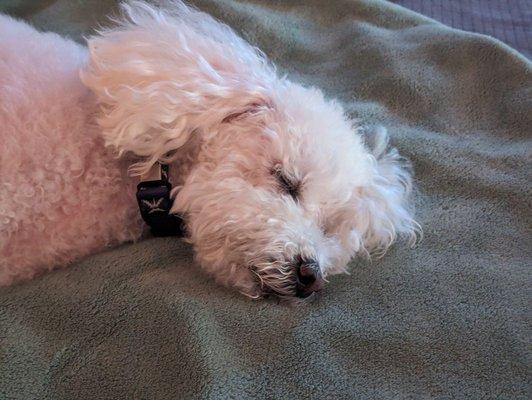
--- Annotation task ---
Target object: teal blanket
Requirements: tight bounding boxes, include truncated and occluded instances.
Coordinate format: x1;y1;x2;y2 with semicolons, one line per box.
1;1;530;398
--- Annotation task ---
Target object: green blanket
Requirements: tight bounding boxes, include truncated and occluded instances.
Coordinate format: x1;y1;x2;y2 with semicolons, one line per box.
1;1;530;398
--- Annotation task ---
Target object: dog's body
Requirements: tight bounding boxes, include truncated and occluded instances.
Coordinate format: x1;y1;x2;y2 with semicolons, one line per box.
0;14;145;284
0;1;418;299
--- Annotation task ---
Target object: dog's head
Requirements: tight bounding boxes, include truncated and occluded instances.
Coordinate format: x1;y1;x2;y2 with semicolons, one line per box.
82;1;419;300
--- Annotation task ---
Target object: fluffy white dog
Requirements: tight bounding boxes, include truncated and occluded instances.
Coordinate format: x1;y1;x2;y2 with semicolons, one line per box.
0;1;418;299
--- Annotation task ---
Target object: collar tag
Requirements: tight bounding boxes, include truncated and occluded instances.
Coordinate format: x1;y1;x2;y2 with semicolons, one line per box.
136;163;184;237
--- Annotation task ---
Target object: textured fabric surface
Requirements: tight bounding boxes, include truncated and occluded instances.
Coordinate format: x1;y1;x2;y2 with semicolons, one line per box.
393;0;532;58
1;1;531;399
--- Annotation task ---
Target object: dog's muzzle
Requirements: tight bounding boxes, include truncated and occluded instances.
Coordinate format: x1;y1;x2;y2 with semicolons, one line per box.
295;259;324;298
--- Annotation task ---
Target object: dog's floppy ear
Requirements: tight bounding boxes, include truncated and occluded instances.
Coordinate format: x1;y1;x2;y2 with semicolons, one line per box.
352;128;420;255
81;1;274;175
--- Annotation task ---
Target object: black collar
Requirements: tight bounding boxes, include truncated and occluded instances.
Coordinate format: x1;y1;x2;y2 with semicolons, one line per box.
136;163;185;237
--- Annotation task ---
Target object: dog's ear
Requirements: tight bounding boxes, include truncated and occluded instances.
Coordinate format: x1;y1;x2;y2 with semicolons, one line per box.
352;128;420;255
81;1;274;175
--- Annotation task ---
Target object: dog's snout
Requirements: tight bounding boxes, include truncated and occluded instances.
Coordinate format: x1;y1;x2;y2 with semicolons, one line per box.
295;259;324;298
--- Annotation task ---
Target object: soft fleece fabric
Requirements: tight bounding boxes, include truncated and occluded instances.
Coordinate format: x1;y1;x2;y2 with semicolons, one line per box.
0;1;530;399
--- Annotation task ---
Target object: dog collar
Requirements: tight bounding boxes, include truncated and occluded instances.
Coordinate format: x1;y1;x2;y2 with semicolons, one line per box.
136;163;185;237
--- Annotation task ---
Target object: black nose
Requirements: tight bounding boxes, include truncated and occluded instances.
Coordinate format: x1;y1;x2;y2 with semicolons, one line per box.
295;259;324;298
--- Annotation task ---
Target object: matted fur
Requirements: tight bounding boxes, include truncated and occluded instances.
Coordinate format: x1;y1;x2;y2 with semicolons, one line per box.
0;1;419;298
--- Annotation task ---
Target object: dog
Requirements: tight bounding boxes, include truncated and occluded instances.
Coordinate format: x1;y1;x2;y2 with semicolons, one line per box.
0;1;419;299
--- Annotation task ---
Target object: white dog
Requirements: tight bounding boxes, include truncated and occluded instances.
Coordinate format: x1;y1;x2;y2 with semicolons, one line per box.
0;1;418;299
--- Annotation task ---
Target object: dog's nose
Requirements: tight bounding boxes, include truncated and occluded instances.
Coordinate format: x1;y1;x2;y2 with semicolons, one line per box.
295;259;324;298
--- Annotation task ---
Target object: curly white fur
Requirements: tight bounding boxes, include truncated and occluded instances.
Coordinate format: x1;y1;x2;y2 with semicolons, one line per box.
0;1;419;298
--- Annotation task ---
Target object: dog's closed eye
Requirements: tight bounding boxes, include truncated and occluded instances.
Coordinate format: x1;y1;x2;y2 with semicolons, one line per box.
222;102;270;124
272;165;301;200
